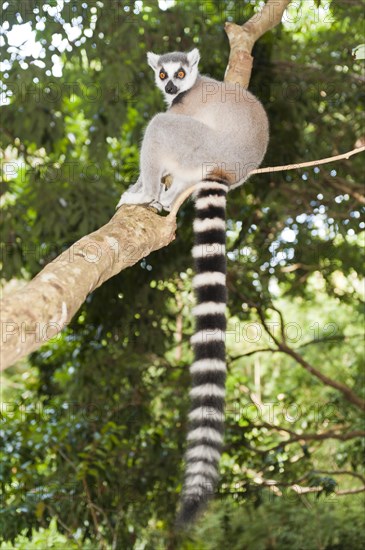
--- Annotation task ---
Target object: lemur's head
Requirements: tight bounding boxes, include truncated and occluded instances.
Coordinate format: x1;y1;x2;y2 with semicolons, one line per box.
147;49;200;105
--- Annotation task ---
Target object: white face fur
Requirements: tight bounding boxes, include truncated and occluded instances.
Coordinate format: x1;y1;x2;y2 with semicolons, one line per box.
147;49;200;106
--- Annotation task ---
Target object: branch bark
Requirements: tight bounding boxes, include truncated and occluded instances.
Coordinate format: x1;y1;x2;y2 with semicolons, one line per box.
0;206;176;370
224;0;290;87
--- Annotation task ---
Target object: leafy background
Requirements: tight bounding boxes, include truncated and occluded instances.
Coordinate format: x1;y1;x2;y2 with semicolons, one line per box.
1;1;364;548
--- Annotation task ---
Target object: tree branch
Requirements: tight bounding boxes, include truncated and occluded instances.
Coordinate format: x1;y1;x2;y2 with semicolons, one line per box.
254;305;365;412
335;487;365;495
322;172;365;204
230;348;278;361
255;472;365;496
0;206;176;370
279;484;365;496
296;333;363;350
224;0;291;87
82;477;107;549
256;422;365;444
265;429;365;453
278;342;365;412
313;470;365;484
232;294;365;412
250;145;365;175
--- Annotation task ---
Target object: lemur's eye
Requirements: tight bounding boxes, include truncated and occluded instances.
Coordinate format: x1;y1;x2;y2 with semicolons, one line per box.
159;71;166;80
177;70;185;79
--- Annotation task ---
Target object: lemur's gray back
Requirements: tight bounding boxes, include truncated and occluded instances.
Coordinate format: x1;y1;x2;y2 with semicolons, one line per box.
169;75;269;186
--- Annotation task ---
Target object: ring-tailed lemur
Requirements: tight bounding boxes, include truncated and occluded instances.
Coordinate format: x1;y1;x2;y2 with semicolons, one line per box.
117;49;269;525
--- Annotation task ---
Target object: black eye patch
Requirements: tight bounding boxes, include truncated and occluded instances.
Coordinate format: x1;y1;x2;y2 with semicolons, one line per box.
159;68;167;80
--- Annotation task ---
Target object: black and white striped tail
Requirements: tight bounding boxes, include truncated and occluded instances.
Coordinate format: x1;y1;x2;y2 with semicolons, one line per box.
177;180;228;526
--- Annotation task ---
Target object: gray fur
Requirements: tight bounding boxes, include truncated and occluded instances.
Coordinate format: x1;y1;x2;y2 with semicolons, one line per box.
158;52;189;65
117;49;269;211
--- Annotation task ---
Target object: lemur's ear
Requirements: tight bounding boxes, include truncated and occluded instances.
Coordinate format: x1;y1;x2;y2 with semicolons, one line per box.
147;52;160;70
187;48;200;67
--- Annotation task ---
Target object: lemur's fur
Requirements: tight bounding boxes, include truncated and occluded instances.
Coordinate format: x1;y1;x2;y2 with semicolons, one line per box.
118;49;269;525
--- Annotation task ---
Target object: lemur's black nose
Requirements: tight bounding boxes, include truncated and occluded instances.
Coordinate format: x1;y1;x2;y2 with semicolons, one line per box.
165;80;178;94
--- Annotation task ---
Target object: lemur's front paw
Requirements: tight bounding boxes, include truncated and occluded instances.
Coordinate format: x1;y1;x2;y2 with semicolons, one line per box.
116;191;155;208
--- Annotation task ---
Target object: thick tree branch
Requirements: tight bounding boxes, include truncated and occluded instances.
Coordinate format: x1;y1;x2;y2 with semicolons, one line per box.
224;0;290;87
0;206;176;370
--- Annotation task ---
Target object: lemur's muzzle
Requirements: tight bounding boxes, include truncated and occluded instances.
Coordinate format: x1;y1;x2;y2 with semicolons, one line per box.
165;80;178;95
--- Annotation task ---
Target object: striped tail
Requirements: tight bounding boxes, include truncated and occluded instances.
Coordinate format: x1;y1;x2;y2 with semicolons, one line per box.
177;180;228;526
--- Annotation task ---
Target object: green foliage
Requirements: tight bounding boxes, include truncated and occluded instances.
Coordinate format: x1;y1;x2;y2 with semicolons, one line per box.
1;0;364;548
0;518;96;549
184;496;365;550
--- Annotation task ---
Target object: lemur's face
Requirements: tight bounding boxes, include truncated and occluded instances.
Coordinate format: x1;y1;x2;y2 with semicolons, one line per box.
147;49;200;105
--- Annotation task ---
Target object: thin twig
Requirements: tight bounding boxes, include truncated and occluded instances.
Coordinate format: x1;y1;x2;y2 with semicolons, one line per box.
264;429;365;453
254;474;365;496
168;146;365;217
231;293;365;412
251;145;365;174
82;478;108;550
278;343;365;411
230;348;278;361
314;470;365;484
254;306;365;412
46;505;83;548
